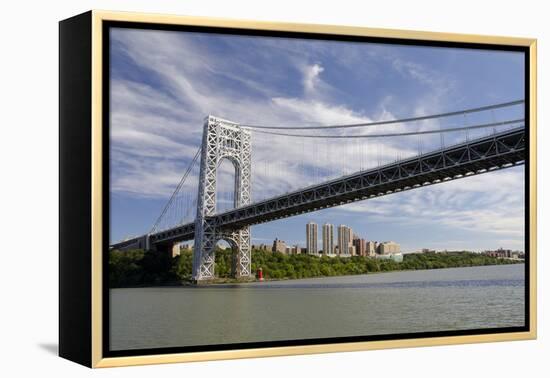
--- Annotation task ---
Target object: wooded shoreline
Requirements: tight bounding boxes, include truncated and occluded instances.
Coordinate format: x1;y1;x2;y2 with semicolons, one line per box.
109;248;522;288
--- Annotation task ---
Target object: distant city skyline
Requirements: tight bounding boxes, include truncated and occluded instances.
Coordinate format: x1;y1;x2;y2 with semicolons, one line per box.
266;220;402;256
250;219;522;254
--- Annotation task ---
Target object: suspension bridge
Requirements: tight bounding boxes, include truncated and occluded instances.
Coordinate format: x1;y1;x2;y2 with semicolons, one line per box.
111;100;526;282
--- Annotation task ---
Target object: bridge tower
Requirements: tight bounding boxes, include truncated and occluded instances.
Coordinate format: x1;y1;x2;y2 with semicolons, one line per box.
193;116;252;281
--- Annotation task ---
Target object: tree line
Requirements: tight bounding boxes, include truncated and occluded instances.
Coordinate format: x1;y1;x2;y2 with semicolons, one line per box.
109;247;521;288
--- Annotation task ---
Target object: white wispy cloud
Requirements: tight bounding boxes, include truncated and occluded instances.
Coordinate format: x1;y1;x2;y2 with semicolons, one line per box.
109;28;419;198
302;63;324;94
109;27;525;249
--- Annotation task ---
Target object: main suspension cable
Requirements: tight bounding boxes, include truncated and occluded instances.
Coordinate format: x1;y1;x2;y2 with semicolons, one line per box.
240;99;524;130
246;118;524;139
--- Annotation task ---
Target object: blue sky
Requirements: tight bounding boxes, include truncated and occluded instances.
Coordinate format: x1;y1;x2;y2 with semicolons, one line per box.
109;27;525;252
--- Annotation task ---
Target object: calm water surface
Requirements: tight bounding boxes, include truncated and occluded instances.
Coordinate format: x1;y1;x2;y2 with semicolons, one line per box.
110;264;525;351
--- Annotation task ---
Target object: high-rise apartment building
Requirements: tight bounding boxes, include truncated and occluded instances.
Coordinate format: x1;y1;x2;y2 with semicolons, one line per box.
353;238;367;256
348;227;354;246
338;225;352;256
306;222;318;254
322;223;334;255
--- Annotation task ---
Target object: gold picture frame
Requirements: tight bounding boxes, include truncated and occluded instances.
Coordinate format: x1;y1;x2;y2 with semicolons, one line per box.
59;9;537;368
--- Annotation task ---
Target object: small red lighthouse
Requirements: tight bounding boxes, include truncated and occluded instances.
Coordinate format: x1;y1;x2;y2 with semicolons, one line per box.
257;267;264;281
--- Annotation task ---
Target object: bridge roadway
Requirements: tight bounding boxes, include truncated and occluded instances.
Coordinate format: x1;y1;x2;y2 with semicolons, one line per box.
112;126;525;250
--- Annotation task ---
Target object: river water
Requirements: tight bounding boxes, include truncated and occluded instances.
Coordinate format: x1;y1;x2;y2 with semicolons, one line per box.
109;264;525;351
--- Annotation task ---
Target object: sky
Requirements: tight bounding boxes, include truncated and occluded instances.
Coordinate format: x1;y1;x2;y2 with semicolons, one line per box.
109;27;525;252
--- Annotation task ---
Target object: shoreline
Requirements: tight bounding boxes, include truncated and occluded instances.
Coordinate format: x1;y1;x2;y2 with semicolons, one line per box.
110;261;524;289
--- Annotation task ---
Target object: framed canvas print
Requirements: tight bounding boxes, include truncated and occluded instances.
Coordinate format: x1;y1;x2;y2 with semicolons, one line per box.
59;10;537;368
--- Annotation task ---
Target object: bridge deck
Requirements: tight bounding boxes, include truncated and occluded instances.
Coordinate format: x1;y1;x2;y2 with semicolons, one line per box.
113;127;525;249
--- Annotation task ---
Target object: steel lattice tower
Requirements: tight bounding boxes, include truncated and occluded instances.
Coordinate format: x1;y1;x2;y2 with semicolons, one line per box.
193;116;252;281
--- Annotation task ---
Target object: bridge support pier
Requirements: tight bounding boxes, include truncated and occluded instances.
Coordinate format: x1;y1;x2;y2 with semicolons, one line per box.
192;115;252;281
193;220;251;280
